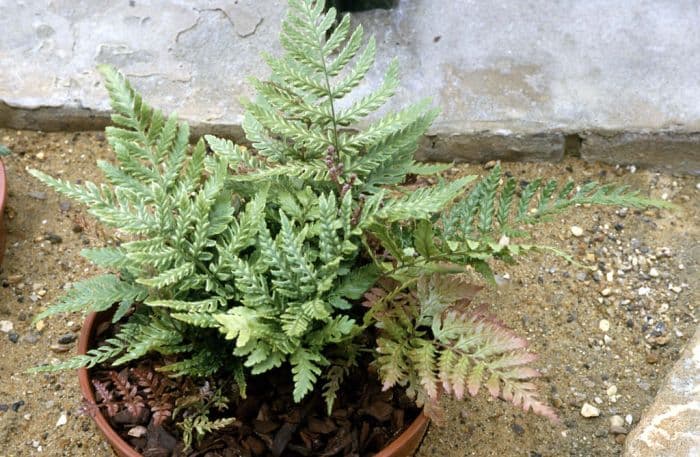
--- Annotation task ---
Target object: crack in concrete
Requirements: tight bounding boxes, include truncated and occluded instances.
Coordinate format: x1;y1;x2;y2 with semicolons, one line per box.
175;12;203;44
199;6;263;38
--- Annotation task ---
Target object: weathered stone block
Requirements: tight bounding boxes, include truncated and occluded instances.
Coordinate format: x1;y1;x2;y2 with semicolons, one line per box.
624;326;700;457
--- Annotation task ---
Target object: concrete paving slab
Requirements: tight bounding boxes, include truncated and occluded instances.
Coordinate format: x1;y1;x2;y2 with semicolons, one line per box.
623;325;700;457
1;1;699;172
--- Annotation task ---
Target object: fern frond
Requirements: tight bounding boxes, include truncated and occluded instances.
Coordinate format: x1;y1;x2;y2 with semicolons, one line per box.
291;347;327;402
376;176;476;223
34;275;147;322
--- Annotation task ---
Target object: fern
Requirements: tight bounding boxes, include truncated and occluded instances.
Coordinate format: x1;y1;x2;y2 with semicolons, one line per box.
28;0;671;446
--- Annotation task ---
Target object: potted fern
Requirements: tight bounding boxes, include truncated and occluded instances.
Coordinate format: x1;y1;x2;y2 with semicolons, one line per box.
30;1;667;455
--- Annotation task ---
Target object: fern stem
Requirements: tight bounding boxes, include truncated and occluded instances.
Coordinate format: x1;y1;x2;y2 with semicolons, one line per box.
303;1;340;157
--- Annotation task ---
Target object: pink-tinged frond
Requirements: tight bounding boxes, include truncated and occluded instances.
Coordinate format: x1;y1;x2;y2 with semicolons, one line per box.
362;287;387;308
467;364;484;397
422;398;446;425
508;381;560;423
505;367;541;380
501;383;514;402
420;371;439;400
452;371;466;400
490;352;538;369
438;349;455;395
485;373;501;398
412;340;439;400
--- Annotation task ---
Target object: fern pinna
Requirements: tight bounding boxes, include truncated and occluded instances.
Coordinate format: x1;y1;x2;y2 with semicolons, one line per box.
28;0;670;442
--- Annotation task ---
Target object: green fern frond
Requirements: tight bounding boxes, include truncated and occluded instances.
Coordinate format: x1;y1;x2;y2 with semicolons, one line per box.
376;176;476;223
442;164;671;240
291;347;327;402
33;275;147;322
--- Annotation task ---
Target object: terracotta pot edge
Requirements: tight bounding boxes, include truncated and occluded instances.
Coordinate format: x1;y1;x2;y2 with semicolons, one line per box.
78;311;141;457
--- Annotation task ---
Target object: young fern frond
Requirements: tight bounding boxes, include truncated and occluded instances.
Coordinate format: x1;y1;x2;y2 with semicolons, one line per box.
226;0;438;192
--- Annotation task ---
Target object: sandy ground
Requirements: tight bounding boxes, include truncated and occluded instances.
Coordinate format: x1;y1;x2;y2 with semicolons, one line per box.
0;129;697;456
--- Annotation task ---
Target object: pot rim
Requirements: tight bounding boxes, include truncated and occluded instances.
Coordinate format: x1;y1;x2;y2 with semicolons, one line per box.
78;309;429;457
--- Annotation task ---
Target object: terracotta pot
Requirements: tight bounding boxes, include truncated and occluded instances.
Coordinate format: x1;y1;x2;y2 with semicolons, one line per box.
0;159;7;265
78;310;430;457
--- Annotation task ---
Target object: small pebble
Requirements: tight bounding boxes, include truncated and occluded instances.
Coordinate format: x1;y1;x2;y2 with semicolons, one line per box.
483;160;499;170
11;400;24;412
36;152;46;161
638;286;651;296
7;274;23;284
35;320;46;332
28;191;47;200
571;226;584;237
0;320;13;333
49;344;71;353
44;233;63;244
128;426;148;438
581;403;600;418
55;412;67;427
610;425;627;435
22;332;40;344
625;414;633;425
57;333;77;345
606;385;618;397
599;319;610;332
610;415;625;428
510;423;524;436
8;331;19;343
649;267;659;277
600;288;612;297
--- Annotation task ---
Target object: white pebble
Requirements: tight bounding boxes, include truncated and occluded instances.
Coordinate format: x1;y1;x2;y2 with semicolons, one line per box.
607;385;618;396
594;396;603;404
55;412;67;427
625;414;633;425
600;288;612;297
599;319;611;332
649;267;659;277
606;271;614;282
570;226;584;237
638;286;651;296
128;425;148;438
581;403;600;417
0;320;13;333
610;415;625;428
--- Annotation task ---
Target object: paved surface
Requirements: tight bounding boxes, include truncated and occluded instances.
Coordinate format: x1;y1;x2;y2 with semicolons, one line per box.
1;0;699;172
624;325;700;457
